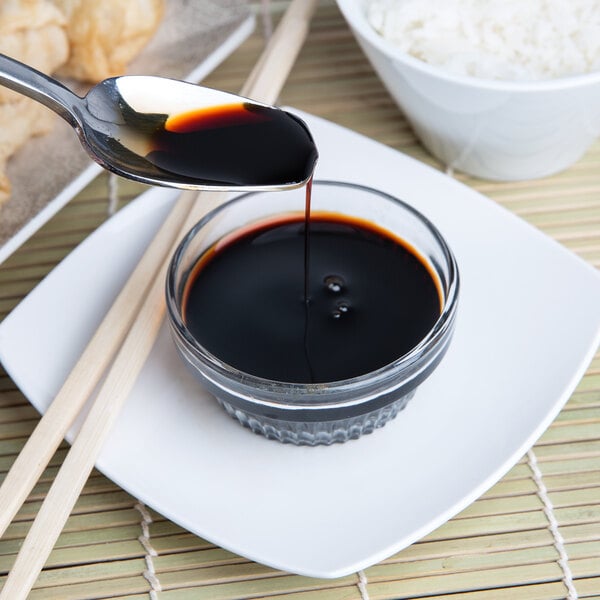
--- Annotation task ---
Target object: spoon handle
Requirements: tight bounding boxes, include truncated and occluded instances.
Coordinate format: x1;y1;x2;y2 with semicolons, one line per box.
0;53;82;127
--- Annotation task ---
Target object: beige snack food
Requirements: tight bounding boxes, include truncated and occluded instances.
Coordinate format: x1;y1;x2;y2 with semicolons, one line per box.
0;0;69;205
0;0;69;103
52;0;164;82
0;98;57;202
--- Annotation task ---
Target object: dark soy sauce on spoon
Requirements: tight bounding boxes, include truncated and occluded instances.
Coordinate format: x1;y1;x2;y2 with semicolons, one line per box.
142;102;318;188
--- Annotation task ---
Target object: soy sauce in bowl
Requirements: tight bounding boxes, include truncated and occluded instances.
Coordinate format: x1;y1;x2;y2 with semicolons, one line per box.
182;210;442;383
166;181;459;445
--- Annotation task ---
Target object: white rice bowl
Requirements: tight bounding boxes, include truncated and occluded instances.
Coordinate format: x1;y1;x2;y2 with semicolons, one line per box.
366;0;600;81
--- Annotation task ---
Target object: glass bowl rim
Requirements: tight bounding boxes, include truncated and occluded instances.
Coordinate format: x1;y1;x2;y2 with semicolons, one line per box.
165;180;460;408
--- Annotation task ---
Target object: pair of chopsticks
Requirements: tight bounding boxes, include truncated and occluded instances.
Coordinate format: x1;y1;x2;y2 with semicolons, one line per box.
0;0;319;596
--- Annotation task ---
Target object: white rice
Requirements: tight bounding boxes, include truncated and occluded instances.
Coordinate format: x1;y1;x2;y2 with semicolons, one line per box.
365;0;600;81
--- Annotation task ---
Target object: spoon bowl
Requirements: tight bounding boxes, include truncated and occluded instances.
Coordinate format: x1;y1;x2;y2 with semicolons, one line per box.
0;54;318;191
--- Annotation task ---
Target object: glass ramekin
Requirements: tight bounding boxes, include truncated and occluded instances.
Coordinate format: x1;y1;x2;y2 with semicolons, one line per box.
166;181;459;445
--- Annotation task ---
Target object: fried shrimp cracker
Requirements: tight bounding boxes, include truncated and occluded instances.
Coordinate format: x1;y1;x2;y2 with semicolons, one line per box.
0;0;69;103
53;0;164;82
0;0;68;204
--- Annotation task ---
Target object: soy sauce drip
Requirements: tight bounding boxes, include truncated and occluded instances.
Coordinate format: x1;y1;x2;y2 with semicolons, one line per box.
303;176;315;382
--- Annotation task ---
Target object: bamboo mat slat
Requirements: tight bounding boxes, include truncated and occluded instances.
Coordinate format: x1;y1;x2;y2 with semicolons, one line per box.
0;1;599;598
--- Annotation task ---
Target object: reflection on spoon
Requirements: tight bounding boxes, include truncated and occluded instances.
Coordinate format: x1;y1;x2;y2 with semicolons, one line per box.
0;54;318;192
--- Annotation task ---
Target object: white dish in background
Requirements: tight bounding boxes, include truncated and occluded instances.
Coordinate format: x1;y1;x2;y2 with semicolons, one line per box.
1;111;599;578
0;0;255;265
336;0;600;181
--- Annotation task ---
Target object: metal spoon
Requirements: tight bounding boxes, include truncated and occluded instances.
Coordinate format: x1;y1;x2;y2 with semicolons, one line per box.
0;54;317;191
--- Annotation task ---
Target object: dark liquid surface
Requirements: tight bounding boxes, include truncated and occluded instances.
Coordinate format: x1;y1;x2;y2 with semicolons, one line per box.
183;213;442;383
143;103;318;187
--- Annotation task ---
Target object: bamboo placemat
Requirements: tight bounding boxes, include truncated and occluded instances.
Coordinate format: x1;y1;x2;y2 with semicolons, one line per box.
1;2;599;598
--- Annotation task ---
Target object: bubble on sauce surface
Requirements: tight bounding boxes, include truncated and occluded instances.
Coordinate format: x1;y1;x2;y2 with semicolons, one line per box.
324;274;345;294
331;301;351;320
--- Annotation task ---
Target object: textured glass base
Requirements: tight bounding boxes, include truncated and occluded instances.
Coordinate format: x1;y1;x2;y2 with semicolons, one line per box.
218;390;416;446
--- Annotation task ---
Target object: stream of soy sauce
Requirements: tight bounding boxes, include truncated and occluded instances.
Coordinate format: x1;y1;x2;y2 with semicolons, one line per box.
303;176;315;382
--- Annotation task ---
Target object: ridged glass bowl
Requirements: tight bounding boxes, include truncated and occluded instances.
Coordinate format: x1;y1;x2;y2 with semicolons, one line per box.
166;181;459;445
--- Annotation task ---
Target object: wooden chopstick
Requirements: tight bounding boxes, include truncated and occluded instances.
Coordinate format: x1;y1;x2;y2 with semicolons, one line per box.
0;0;319;597
239;0;318;101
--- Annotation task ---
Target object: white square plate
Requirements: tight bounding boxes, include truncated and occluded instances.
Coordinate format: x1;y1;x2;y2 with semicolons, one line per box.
1;111;599;578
